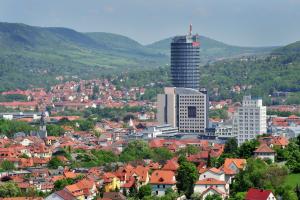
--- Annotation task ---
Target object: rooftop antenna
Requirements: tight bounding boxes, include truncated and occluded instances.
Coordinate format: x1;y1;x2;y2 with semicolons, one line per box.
189;24;192;35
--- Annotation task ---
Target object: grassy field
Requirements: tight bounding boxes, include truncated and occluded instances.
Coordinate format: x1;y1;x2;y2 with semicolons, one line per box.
284;173;300;188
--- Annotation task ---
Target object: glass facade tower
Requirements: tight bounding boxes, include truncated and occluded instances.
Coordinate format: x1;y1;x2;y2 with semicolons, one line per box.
171;31;200;90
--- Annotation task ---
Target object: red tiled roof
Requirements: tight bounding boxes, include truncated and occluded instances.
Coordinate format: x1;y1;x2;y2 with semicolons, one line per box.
254;144;275;153
201;186;225;196
220;158;246;175
195;178;226;185
199;167;223;174
162;160;179;171
246;188;273;200
150;170;176;185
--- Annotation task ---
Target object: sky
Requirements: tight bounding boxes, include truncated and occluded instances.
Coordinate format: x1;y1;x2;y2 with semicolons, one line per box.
0;0;300;46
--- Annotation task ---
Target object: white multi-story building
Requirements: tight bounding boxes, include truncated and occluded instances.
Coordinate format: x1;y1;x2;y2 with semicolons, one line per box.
157;87;208;133
233;96;267;145
215;124;233;139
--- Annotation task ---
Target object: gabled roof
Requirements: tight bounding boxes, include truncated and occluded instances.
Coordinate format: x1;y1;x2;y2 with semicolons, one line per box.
150;170;176;185
201;186;225;197
162;160;179;171
55;189;76;200
254;144;275;153
246;188;274;200
195;178;226;185
220;158;246;175
199;167;223;175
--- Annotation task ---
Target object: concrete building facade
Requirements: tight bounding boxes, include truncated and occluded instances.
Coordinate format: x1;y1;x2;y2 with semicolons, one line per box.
233;96;267;145
157;87;208;133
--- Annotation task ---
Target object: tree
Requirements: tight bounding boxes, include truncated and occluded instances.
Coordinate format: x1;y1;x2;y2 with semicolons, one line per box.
48;157;64;169
205;194;222;200
19;153;30;159
285;142;300;173
120;141;153;162
228;192;246;200
54;178;75;191
46;124;65;136
238;139;259;159
77;119;95;131
1;160;15;171
176;160;198;198
231;158;268;194
152;148;174;162
224;138;238;155
177;145;200;157
128;186;138;198
277;185;298;200
138;184;152;199
262;165;288;191
0;182;21;197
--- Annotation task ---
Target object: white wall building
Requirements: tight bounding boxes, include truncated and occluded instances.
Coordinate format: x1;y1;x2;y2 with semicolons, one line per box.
215;124;233;139
157;87;208;133
233;96;267;145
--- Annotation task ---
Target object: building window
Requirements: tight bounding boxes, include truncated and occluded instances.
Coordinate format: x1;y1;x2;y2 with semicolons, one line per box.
188;106;197;118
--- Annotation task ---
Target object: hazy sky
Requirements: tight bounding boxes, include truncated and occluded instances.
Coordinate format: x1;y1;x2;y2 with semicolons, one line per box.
0;0;299;46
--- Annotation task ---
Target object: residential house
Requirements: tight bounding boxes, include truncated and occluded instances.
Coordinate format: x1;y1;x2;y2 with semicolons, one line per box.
219;158;246;184
199;168;225;181
245;188;277;200
194;178;228;199
103;172;121;192
254;144;276;163
101;192;126;200
150;170;176;196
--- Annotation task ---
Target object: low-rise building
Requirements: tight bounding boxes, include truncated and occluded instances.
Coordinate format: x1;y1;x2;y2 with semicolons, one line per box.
245;188;277;200
150;170;176;196
254;144;276;163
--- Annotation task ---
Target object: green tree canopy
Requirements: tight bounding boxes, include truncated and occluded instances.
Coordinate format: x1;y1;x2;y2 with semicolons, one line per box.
152;147;174;163
120;141;153;162
46;124;65;136
0;160;15;171
205;194;222;200
48;156;64;169
176;160;198;198
137;184;152;199
54;178;75;191
0;182;21;197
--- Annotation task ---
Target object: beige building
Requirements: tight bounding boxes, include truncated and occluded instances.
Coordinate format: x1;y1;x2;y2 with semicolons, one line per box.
157;87;208;133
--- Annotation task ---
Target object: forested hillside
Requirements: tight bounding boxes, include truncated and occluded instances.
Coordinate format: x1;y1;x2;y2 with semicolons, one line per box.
147;36;276;63
0;22;276;91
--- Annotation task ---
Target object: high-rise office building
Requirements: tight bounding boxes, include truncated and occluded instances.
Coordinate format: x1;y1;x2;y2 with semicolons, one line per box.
157;26;208;134
233;96;267;145
171;25;200;90
157;87;208;133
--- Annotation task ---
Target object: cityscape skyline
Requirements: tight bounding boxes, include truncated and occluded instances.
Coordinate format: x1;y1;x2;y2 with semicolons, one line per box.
1;0;300;46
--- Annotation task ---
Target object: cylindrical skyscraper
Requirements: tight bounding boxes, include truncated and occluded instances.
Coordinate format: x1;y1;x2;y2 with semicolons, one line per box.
171;25;200;90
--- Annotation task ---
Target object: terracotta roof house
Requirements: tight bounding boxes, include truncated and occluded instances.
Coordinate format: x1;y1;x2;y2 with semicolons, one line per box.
254;144;276;163
161;160;179;171
194;178;229;199
199;167;225;182
150;170;176;196
219;158;246;184
101;192;126;200
245;188;276;200
200;186;227;200
45;189;76;200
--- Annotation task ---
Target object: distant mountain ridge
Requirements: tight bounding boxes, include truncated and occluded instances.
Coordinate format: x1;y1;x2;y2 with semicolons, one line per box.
0;22;279;91
147;36;277;63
